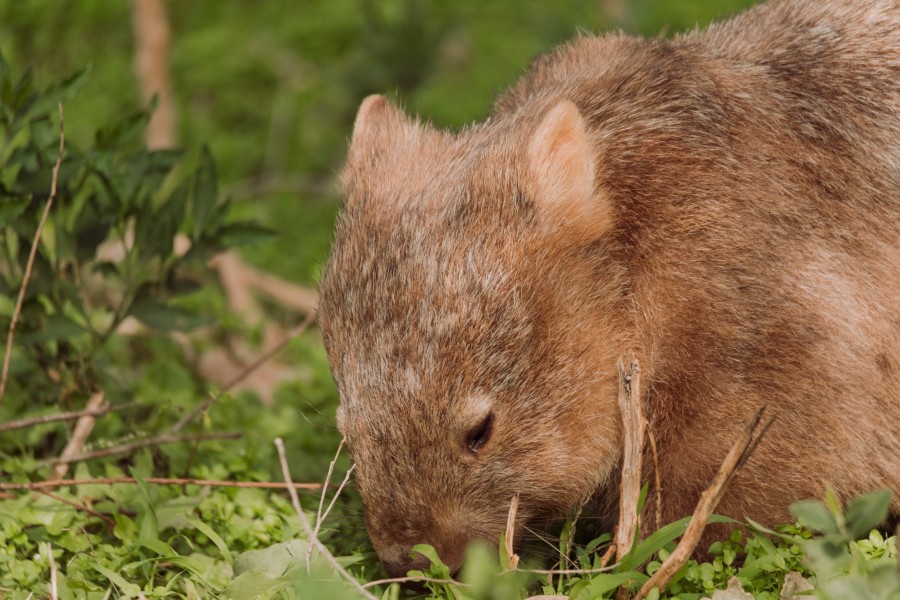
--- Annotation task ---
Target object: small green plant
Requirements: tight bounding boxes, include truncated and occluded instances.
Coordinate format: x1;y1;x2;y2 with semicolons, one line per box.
788;488;899;600
0;51;270;429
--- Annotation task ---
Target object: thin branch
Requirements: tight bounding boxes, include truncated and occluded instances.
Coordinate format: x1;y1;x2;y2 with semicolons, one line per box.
615;355;643;561
169;314;314;435
308;439;346;570
46;542;58;600
0;401;140;433
361;576;467;590
511;564;618;576
0;102;65;405
54;390;106;478
39;431;242;466
313;464;355;550
36;489;116;527
0;477;321;492
636;406;773;599
505;494;520;569
274;437;377;600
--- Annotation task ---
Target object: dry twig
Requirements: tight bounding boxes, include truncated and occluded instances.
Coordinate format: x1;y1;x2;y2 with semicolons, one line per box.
36;489;116;527
274;437;378;600
41;431;241;467
0;103;64;405
53;390;106;478
0;476;320;492
361;576;467;590
635;406;773;599
308;438;346;570
311;464;356;559
169;314;314;435
0;401;139;433
45;542;58;600
615;355;643;561
131;0;176;149
505;494;521;569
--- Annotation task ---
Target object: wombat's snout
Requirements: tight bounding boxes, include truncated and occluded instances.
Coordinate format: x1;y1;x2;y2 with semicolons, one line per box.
373;527;472;579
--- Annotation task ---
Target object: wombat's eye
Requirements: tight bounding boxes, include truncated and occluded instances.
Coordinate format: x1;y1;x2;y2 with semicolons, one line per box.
466;412;494;453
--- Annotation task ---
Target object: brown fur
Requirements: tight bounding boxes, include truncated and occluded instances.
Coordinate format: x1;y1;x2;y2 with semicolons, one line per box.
318;0;900;577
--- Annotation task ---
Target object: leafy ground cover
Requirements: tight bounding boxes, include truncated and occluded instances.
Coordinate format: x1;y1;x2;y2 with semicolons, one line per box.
0;2;897;599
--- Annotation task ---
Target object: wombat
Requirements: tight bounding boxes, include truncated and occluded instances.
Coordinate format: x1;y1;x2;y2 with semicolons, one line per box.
318;0;900;577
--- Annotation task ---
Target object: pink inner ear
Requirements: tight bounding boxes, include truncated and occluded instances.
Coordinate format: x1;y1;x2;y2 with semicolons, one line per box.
528;101;595;217
527;100;611;239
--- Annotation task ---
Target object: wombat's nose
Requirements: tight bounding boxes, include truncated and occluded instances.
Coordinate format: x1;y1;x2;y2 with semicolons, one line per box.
381;544;430;578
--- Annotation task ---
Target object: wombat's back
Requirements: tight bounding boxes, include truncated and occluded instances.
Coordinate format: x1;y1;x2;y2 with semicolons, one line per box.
321;0;900;575
500;0;900;523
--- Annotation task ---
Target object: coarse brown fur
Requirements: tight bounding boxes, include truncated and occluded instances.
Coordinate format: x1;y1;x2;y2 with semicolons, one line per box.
317;0;900;577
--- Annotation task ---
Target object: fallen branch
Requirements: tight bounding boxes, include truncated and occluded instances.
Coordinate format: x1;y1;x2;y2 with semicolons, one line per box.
308;438;346;570
53;390;106;478
361;576;467;590
169;314;314;435
0;400;139;433
0;476;321;492
36;489;116;527
45;542;58;600
615;355;643;562
512;565;618;576
39;431;242;467
274;437;378;600
635;406;773;599
505;494;520;569
0;103;64;405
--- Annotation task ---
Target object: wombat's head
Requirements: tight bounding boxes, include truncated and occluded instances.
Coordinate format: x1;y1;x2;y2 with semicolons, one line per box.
318;95;627;576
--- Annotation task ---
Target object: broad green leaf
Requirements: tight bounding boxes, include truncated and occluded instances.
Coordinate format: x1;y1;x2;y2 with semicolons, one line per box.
132;470;159;541
95;108;151;151
128;298;209;332
192;145;218;240
17;312;84;344
0;196;29;229
233;540;309;578
212;221;276;248
189;517;234;563
92;563;142;598
790;500;838;534
844;489;893;540
27;67;90;119
575;571;647;600
619;514;734;571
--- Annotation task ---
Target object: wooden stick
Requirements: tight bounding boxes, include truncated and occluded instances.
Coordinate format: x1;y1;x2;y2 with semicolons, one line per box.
168;314;314;434
36;489;116;527
0;401;140;433
274;437;378;600
315;465;356;540
0;476;321;492
46;542;58;600
361;576;467;590
53;390;106;478
0;103;64;405
308;438;347;570
505;494;520;569
615;355;643;561
635;406;773;599
40;431;241;466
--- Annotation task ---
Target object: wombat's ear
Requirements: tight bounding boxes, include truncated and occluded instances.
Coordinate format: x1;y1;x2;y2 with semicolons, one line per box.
527;100;611;241
348;95;409;159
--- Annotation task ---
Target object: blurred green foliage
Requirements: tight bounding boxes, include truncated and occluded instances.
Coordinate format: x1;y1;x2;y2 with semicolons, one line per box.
0;0;757;287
